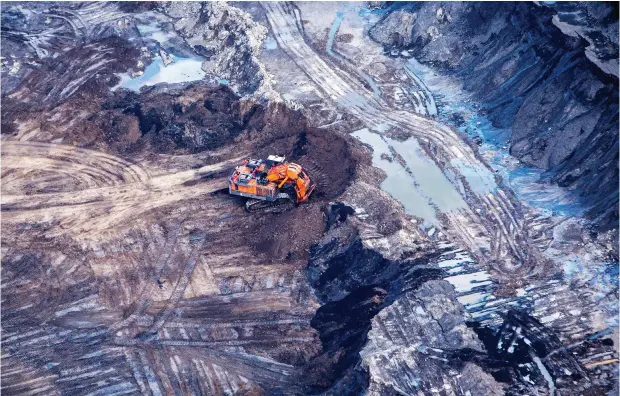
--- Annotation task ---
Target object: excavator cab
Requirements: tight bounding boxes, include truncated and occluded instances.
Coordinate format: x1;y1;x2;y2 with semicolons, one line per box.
228;155;316;212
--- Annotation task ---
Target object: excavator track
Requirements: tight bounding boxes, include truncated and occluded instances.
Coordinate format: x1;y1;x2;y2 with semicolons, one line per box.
245;193;294;213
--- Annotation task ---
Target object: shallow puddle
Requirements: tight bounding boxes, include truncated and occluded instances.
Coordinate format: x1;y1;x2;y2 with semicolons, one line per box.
116;55;206;92
352;128;470;228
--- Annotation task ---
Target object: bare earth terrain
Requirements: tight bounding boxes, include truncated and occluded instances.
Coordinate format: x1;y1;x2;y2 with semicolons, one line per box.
1;2;618;395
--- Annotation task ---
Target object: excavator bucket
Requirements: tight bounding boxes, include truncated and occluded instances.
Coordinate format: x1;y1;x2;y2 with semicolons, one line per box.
300;183;316;202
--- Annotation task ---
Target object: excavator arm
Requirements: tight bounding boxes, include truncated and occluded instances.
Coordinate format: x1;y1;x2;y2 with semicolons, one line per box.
266;163;315;202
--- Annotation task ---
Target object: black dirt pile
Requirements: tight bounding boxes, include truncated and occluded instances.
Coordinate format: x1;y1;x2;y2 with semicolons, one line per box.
229;103;365;261
298;203;443;393
251;103;363;200
303;286;387;393
99;83;264;154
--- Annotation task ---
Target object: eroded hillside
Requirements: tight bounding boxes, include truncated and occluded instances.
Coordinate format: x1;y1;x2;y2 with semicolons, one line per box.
1;2;617;395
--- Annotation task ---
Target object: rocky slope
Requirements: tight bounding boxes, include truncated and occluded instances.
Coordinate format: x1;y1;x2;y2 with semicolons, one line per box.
301;200;615;395
370;1;619;232
160;2;279;99
1;2;617;395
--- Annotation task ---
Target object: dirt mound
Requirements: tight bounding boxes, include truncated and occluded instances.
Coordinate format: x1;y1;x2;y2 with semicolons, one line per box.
100;83;260;154
249;102;364;200
225;104;365;260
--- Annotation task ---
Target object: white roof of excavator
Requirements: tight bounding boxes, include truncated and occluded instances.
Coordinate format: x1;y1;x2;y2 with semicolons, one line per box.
267;155;285;163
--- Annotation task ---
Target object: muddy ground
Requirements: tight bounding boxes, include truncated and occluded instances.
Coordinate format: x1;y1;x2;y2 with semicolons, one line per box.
0;19;375;390
1;2;617;396
2;67;369;394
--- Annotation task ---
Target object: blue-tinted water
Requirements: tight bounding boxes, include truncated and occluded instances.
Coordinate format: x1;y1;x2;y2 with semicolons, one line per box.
326;12;345;61
264;36;278;50
405;58;588;218
118;54;206;92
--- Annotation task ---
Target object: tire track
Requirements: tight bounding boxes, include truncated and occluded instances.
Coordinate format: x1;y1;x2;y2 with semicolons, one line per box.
146;238;206;336
1;141;150;191
109;227;182;333
263;2;542;277
1;141;238;237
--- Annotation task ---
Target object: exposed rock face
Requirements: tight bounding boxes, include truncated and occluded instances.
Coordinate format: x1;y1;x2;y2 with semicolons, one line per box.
369;10;416;48
161;2;277;98
308;233;439;303
304;201;616;395
360;281;503;395
370;2;619;231
303;203;507;394
305;285;387;392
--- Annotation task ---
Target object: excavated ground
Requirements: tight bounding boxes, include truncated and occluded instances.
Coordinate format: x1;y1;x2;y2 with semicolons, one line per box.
1;63;373;392
2;2;617;395
0;4;379;393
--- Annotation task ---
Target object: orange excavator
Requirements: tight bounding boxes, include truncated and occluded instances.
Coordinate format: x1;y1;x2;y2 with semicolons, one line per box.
229;155;316;212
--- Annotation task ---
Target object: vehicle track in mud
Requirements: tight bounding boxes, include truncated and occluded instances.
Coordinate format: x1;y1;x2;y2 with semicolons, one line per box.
0;140;245;238
4;3;614;394
6;2;129;62
44;2;128;39
263;2;544;281
1;137;322;394
108;226;183;333
0;3;345;394
263;8;618;382
2;141;150;190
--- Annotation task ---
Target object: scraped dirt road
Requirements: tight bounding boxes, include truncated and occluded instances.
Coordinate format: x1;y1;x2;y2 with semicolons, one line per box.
1;140;245;238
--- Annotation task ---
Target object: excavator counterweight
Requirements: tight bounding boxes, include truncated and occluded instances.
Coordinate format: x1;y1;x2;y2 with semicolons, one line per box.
228;155;316;212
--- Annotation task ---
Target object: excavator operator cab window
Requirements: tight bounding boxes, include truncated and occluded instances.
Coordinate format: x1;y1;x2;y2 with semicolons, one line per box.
247;159;262;168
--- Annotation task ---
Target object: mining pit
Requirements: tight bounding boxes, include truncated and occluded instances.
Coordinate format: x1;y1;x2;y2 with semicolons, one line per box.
1;2;617;395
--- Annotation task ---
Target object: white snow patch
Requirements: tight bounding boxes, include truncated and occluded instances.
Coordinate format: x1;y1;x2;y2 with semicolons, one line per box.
444;271;492;293
533;356;555;395
457;291;489;306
